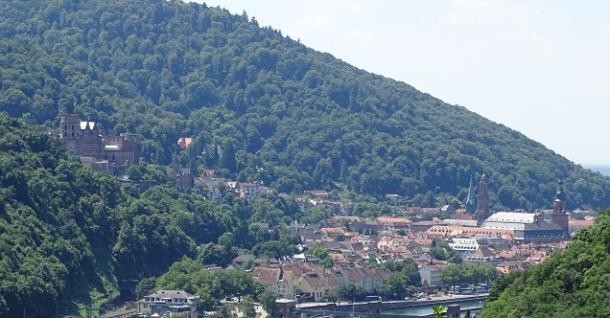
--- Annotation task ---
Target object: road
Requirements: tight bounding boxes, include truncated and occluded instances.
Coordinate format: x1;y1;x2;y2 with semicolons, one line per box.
296;293;489;309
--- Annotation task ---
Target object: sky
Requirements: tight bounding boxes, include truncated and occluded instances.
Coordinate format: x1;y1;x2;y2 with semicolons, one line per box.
196;0;610;165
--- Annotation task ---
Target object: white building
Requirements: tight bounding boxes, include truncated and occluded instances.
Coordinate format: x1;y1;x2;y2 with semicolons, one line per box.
138;290;199;318
448;238;479;251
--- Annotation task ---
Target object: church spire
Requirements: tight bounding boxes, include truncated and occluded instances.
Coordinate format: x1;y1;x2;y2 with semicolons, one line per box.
553;180;567;215
475;173;490;226
551;180;569;235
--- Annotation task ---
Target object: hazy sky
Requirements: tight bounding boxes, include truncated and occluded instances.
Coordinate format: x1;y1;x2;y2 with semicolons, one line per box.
197;0;610;164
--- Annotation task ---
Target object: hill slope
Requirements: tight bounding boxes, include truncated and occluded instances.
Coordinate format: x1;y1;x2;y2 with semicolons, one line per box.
480;210;610;318
0;0;609;209
0;114;252;317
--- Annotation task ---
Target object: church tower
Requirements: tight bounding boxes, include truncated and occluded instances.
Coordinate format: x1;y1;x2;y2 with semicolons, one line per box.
551;180;569;234
475;173;490;226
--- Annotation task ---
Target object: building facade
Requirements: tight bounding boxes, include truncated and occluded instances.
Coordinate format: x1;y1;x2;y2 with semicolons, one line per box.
138;290;199;318
59;113;140;175
475;174;490;226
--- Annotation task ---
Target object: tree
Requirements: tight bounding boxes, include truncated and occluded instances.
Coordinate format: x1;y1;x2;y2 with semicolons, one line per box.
430;247;448;261
432;305;446;318
259;290;277;316
136;277;157;299
308;243;334;268
380;260;420;299
339;284;365;302
440;264;498;287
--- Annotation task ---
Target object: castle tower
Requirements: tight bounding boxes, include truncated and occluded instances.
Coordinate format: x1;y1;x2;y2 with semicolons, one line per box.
475;173;490;226
59;113;81;153
77;120;102;159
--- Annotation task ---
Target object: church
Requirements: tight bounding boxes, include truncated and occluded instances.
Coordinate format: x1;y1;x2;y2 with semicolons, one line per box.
474;175;570;243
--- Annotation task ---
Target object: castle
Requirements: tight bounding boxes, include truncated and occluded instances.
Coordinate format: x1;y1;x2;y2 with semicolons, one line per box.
58;113;140;175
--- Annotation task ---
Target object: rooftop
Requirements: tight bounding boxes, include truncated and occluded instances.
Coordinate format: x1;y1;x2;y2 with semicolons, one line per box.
145;290;195;300
485;212;537;224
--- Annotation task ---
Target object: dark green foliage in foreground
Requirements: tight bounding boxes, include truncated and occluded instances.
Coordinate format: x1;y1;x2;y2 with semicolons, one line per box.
0;0;609;210
0;114;293;317
480;210;610;318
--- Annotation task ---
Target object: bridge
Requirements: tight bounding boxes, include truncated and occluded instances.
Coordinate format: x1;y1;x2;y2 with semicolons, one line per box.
295;293;488;317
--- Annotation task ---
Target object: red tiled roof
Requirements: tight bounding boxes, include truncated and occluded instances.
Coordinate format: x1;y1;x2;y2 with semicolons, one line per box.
376;216;413;225
253;267;281;287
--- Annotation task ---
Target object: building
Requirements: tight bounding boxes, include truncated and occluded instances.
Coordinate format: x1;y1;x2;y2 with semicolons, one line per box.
481;182;570;242
376;216;412;230
475;174;490;226
59;113;140;175
300;271;337;301
419;264;445;289
426;225;514;240
477;181;570;242
569;216;595;234
253;266;296;300
550;180;569;235
481;212;566;242
177;137;193;149
460;246;497;264
236;181;271;201
138;290;199;318
274;299;297;318
174;166;194;190
448;238;479;251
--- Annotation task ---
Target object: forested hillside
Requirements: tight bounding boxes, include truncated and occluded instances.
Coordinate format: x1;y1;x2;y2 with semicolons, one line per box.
0;114;299;317
0;0;609;210
480;210;610;318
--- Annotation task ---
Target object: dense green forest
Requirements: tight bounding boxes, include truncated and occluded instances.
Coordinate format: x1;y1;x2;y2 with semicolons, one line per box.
0;0;609;210
480;210;610;318
0;114;299;317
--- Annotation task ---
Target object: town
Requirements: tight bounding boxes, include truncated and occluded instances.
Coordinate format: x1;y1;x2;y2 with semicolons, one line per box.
102;174;594;317
53;113;595;318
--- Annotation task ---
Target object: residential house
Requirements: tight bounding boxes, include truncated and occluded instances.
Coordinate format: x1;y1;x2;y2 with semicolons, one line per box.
138;290;199;318
177;137;193;149
253;267;295;299
236;181;271;201
300;271;337;302
419;264;447;289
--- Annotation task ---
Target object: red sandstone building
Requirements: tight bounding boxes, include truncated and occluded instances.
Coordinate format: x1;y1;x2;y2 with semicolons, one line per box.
58;113;140;175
